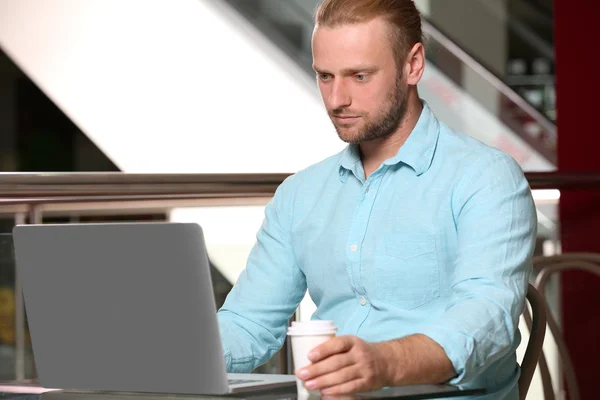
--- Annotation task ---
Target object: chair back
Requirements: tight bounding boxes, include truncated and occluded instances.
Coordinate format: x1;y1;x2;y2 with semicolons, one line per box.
524;253;600;400
519;283;547;400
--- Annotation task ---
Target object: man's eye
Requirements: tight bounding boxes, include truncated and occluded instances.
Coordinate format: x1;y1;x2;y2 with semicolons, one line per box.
319;74;331;81
355;74;367;81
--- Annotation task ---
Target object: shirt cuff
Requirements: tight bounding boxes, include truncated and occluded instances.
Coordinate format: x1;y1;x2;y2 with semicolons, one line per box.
415;326;475;385
223;351;232;372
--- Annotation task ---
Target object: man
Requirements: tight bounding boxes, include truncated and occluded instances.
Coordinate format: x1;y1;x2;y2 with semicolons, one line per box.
217;0;537;398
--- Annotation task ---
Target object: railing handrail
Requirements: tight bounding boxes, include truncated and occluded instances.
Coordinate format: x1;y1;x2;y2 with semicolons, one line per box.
1;172;600;203
525;172;600;190
0;172;290;184
0;173;290;199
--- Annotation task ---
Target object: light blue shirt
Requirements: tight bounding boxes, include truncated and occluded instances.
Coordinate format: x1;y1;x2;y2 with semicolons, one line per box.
217;103;537;399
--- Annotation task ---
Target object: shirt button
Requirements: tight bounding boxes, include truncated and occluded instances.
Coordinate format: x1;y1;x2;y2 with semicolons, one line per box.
359;296;367;306
350;244;358;252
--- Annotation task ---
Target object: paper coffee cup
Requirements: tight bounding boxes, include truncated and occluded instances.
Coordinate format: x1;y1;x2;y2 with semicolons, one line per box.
287;321;337;395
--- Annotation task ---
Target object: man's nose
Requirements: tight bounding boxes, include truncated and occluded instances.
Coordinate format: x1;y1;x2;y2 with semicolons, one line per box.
328;80;351;110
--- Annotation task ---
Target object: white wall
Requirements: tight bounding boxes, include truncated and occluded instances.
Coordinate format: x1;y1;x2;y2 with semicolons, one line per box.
0;0;345;174
414;0;431;16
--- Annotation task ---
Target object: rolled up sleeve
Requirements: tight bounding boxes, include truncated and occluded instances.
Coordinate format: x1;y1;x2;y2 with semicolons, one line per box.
217;175;307;372
416;152;537;384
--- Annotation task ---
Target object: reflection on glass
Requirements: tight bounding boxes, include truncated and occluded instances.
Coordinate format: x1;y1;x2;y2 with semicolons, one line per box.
0;229;17;381
0;221;36;381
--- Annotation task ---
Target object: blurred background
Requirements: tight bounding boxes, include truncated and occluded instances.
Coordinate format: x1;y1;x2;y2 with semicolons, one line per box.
0;0;597;399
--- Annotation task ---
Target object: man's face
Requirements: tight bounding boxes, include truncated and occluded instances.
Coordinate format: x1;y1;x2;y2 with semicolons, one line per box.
312;17;408;144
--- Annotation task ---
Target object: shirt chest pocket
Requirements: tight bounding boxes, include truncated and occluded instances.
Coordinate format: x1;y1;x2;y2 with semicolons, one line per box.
373;232;440;309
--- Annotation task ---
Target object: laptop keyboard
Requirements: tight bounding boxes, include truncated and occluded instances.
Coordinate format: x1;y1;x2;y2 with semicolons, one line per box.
228;378;262;385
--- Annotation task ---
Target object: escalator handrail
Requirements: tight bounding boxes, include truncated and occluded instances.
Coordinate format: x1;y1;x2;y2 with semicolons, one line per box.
422;18;556;137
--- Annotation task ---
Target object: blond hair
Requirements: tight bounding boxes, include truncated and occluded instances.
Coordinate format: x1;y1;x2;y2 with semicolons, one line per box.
315;0;423;66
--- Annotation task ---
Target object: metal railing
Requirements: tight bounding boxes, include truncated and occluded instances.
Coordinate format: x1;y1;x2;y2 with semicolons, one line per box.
0;173;288;204
421;19;556;139
0;171;598;382
525;172;600;190
1;171;596;203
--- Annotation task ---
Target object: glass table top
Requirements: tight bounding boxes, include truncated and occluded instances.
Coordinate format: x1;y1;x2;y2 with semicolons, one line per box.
0;383;485;400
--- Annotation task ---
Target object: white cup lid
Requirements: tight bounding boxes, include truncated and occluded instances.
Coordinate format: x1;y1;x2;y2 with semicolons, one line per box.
287;320;337;336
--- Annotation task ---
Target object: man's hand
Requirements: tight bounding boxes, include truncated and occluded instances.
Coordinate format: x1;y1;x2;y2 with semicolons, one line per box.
295;334;456;395
295;335;391;395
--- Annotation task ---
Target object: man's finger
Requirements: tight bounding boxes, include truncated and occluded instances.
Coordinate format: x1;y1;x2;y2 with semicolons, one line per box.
308;335;354;362
321;377;368;396
297;353;353;381
304;365;360;391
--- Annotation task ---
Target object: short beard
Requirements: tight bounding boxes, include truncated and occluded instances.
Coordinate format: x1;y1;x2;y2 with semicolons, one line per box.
331;74;408;145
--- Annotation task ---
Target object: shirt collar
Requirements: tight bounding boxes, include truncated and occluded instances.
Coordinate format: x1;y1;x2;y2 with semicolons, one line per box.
338;144;361;177
382;101;439;175
337;101;440;180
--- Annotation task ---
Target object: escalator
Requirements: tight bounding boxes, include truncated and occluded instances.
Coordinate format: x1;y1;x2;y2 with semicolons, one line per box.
424;0;555;127
224;0;556;171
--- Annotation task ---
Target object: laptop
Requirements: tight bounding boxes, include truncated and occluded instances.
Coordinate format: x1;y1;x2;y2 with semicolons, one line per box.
12;222;297;395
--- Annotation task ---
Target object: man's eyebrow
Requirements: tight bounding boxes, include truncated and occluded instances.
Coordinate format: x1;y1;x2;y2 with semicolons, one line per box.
312;65;379;74
341;66;378;75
